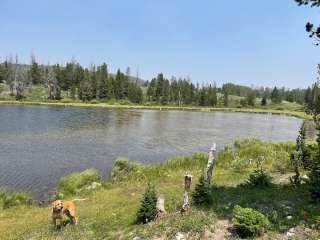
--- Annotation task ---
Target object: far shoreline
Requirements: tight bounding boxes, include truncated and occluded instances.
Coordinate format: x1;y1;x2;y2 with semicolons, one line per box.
0;100;311;120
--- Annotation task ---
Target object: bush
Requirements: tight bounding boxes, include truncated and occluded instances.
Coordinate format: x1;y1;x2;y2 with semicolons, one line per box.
56;169;102;198
136;184;158;224
192;175;212;205
90;99;100;104
246;169;272;188
111;158;143;182
308;166;320;201
231;156;250;172
0;190;32;209
232;205;269;238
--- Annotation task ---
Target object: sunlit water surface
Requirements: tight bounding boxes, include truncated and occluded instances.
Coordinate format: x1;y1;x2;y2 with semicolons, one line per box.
0;105;302;199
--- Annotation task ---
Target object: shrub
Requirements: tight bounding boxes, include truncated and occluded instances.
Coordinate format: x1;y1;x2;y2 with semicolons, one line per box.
90;99;100;104
308;166;320;201
60;98;72;103
247;169;272;188
136;183;158;224
232;205;269;238
56;169;102;198
192;175;212;205
111;158;143;182
0;190;32;209
231;156;250;172
272;151;291;174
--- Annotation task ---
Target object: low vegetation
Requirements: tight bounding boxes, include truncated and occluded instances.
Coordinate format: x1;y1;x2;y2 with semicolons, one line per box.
0;190;32;210
136;184;158;224
0;138;319;239
55;168;102;199
232;205;270;238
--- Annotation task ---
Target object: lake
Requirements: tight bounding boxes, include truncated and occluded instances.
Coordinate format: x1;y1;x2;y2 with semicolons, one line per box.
0;105;302;200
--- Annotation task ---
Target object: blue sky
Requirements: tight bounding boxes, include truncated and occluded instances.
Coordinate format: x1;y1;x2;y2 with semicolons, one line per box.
1;0;319;88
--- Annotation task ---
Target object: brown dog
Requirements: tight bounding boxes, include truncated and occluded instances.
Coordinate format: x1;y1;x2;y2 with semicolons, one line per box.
52;200;78;228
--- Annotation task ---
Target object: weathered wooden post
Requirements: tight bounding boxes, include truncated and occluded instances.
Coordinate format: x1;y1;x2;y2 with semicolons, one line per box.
206;143;216;187
181;173;192;212
156;195;166;216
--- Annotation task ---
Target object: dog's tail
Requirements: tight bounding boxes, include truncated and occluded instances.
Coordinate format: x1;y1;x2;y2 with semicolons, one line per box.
72;198;87;202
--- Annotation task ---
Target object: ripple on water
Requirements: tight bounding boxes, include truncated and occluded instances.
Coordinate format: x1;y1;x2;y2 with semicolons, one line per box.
0;105;302;199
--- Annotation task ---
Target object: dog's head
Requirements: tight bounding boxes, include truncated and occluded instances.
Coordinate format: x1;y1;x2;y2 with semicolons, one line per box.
52;200;64;213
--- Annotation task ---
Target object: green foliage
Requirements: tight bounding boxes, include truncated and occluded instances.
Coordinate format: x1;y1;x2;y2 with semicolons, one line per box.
271;87;282;104
247;169;272;188
55;169;102;198
0;190;32;210
261;96;267;106
192;175;212;205
136;184;158;224
246;156;273;188
290;123;307;185
246;90;256;106
308;165;320;201
28;56;42;85
215;138;294;173
308;122;320;201
232;205;269;238
111;158;143;182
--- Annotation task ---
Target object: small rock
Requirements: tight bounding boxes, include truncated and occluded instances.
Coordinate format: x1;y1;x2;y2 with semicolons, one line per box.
286;227;295;237
175;232;186;240
286;231;294;237
287;215;293;220
133;237;141;240
301;175;309;182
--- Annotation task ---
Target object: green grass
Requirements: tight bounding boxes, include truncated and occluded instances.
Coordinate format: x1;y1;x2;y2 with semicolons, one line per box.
55;169;102;199
0;99;311;120
0;84;311;119
0;138;319;239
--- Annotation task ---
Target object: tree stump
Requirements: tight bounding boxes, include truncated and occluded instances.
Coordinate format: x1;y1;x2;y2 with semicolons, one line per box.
156;195;166;216
181;173;192;212
206;143;216;187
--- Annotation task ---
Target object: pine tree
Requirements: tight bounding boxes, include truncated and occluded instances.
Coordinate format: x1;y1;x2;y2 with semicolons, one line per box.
98;63;109;99
0;64;5;83
160;79;170;104
136;184;158;224
290;123;306;185
223;91;229;107
261;96;267;106
246;91;256;106
271;87;282;104
147;78;157;102
191;175;212;205
309;124;320;201
29;55;42;85
79;69;93;101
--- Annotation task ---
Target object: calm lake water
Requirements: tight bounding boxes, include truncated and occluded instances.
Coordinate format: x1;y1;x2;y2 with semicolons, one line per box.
0;105;302;199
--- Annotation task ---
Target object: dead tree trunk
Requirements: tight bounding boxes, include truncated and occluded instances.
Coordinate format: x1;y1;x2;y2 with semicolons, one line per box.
206;143;216;187
181;173;192;212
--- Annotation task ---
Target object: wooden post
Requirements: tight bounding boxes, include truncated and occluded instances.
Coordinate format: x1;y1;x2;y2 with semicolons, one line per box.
206;143;216;187
156;195;166;215
181;173;192;212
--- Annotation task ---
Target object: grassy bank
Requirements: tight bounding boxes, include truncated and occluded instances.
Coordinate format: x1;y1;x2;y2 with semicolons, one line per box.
0;138;319;239
0;99;311;120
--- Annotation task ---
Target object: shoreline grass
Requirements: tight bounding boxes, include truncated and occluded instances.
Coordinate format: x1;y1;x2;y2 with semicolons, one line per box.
1;138;319;239
0;100;311;120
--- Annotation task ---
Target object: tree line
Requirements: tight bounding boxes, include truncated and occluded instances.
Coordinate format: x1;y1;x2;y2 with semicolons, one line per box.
0;55;310;107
